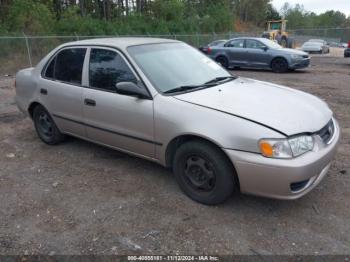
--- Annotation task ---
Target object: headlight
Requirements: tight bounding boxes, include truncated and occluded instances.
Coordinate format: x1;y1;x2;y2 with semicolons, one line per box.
259;135;314;159
291;54;303;59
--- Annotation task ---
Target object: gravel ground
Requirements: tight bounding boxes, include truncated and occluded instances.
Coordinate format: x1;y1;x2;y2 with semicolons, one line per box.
0;56;349;256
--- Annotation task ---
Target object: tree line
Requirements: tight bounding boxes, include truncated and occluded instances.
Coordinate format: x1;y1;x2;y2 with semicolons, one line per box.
0;0;349;35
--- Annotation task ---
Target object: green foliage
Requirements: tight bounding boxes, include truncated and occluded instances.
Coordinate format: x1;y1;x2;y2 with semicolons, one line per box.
5;0;55;34
0;0;349;35
281;3;350;29
266;4;281;21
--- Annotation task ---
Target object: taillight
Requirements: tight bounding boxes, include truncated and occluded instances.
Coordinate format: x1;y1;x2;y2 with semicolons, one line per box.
207;47;212;54
348;41;350;48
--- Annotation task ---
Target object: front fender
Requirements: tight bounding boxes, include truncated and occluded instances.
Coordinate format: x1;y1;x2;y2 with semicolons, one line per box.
154;95;285;165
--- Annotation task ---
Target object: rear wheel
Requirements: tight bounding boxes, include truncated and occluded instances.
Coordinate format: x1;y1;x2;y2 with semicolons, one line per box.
173;140;236;205
33;105;65;145
271;57;289;73
216;56;229;69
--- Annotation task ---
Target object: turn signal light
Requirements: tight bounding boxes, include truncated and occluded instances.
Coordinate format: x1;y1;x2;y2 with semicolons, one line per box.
259;142;274;157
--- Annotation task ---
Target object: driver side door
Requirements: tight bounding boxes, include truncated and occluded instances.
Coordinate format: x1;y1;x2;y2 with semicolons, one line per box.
82;47;156;158
245;39;272;68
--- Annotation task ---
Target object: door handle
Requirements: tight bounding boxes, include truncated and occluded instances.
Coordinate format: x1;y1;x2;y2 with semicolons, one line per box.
40;88;48;95
84;98;96;106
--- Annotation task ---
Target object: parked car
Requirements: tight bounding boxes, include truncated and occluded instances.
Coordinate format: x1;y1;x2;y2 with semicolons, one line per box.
199;39;227;54
207;37;310;73
302;39;330;54
15;38;339;205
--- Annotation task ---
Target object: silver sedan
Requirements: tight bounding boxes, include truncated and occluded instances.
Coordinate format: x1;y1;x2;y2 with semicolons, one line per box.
15;38;340;205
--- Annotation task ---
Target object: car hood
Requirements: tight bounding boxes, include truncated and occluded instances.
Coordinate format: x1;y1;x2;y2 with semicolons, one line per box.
174;78;332;136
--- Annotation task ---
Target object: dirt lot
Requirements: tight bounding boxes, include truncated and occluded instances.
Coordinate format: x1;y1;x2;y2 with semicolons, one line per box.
0;56;349;256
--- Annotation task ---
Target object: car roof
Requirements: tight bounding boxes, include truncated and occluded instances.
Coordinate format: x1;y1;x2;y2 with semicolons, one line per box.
60;37;180;49
309;39;325;42
303;41;322;45
228;37;268;41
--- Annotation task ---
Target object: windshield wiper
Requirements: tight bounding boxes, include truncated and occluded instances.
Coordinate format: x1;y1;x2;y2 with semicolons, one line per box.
163;83;217;94
204;76;238;85
163;76;237;94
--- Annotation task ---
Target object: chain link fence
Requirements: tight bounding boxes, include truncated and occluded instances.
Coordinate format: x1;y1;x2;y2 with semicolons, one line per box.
0;28;349;75
289;28;349;47
0;33;234;75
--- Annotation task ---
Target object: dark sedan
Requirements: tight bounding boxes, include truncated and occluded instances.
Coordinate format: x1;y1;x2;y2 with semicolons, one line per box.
199;39;227;54
207;37;310;73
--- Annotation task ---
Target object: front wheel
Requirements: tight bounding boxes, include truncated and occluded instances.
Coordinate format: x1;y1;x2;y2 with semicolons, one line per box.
271;58;289;73
33;105;65;145
173;140;236;205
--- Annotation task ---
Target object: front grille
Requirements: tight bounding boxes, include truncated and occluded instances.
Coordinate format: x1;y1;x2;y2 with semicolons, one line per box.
290;179;310;192
315;119;335;144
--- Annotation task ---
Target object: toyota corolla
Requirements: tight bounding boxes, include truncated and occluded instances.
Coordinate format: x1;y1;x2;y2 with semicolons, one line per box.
15;38;340;205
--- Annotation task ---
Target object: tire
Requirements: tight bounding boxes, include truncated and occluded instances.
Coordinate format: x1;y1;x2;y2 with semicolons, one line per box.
33;105;65;145
271;57;289;73
215;56;229;69
173;140;236;205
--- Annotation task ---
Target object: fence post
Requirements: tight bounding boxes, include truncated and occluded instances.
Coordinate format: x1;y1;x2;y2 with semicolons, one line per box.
74;32;79;40
196;32;200;47
23;32;32;67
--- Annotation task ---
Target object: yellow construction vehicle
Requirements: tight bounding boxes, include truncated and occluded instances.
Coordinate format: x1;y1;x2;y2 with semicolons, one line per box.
262;19;295;48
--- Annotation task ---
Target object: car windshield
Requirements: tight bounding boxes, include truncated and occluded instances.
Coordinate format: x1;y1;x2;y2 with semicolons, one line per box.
258;38;282;49
127;43;232;93
259;38;283;49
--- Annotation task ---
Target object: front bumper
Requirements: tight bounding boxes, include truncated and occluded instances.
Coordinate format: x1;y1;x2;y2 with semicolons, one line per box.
224;119;340;200
290;58;310;69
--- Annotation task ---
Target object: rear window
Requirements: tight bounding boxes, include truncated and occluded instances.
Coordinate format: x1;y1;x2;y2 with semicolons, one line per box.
44;48;86;85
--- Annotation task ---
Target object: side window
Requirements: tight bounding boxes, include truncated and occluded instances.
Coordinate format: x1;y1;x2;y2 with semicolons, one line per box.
246;40;265;49
89;48;137;92
54;48;86;85
226;39;244;48
45;57;55;78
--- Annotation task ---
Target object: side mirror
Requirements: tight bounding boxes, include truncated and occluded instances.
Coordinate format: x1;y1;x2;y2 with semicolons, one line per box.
115;81;150;99
262;46;268;51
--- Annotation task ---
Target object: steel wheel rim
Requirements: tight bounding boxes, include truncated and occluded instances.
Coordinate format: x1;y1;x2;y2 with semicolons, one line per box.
184;155;216;192
38;112;53;137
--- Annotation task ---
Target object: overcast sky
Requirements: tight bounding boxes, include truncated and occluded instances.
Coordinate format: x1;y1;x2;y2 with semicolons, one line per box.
272;0;350;16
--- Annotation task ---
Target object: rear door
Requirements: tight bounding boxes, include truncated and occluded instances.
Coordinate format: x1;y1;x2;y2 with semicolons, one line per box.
245;39;271;68
224;39;247;67
82;47;155;158
39;47;87;137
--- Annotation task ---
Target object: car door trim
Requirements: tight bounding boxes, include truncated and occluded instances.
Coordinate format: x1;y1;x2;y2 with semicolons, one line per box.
52;113;162;146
